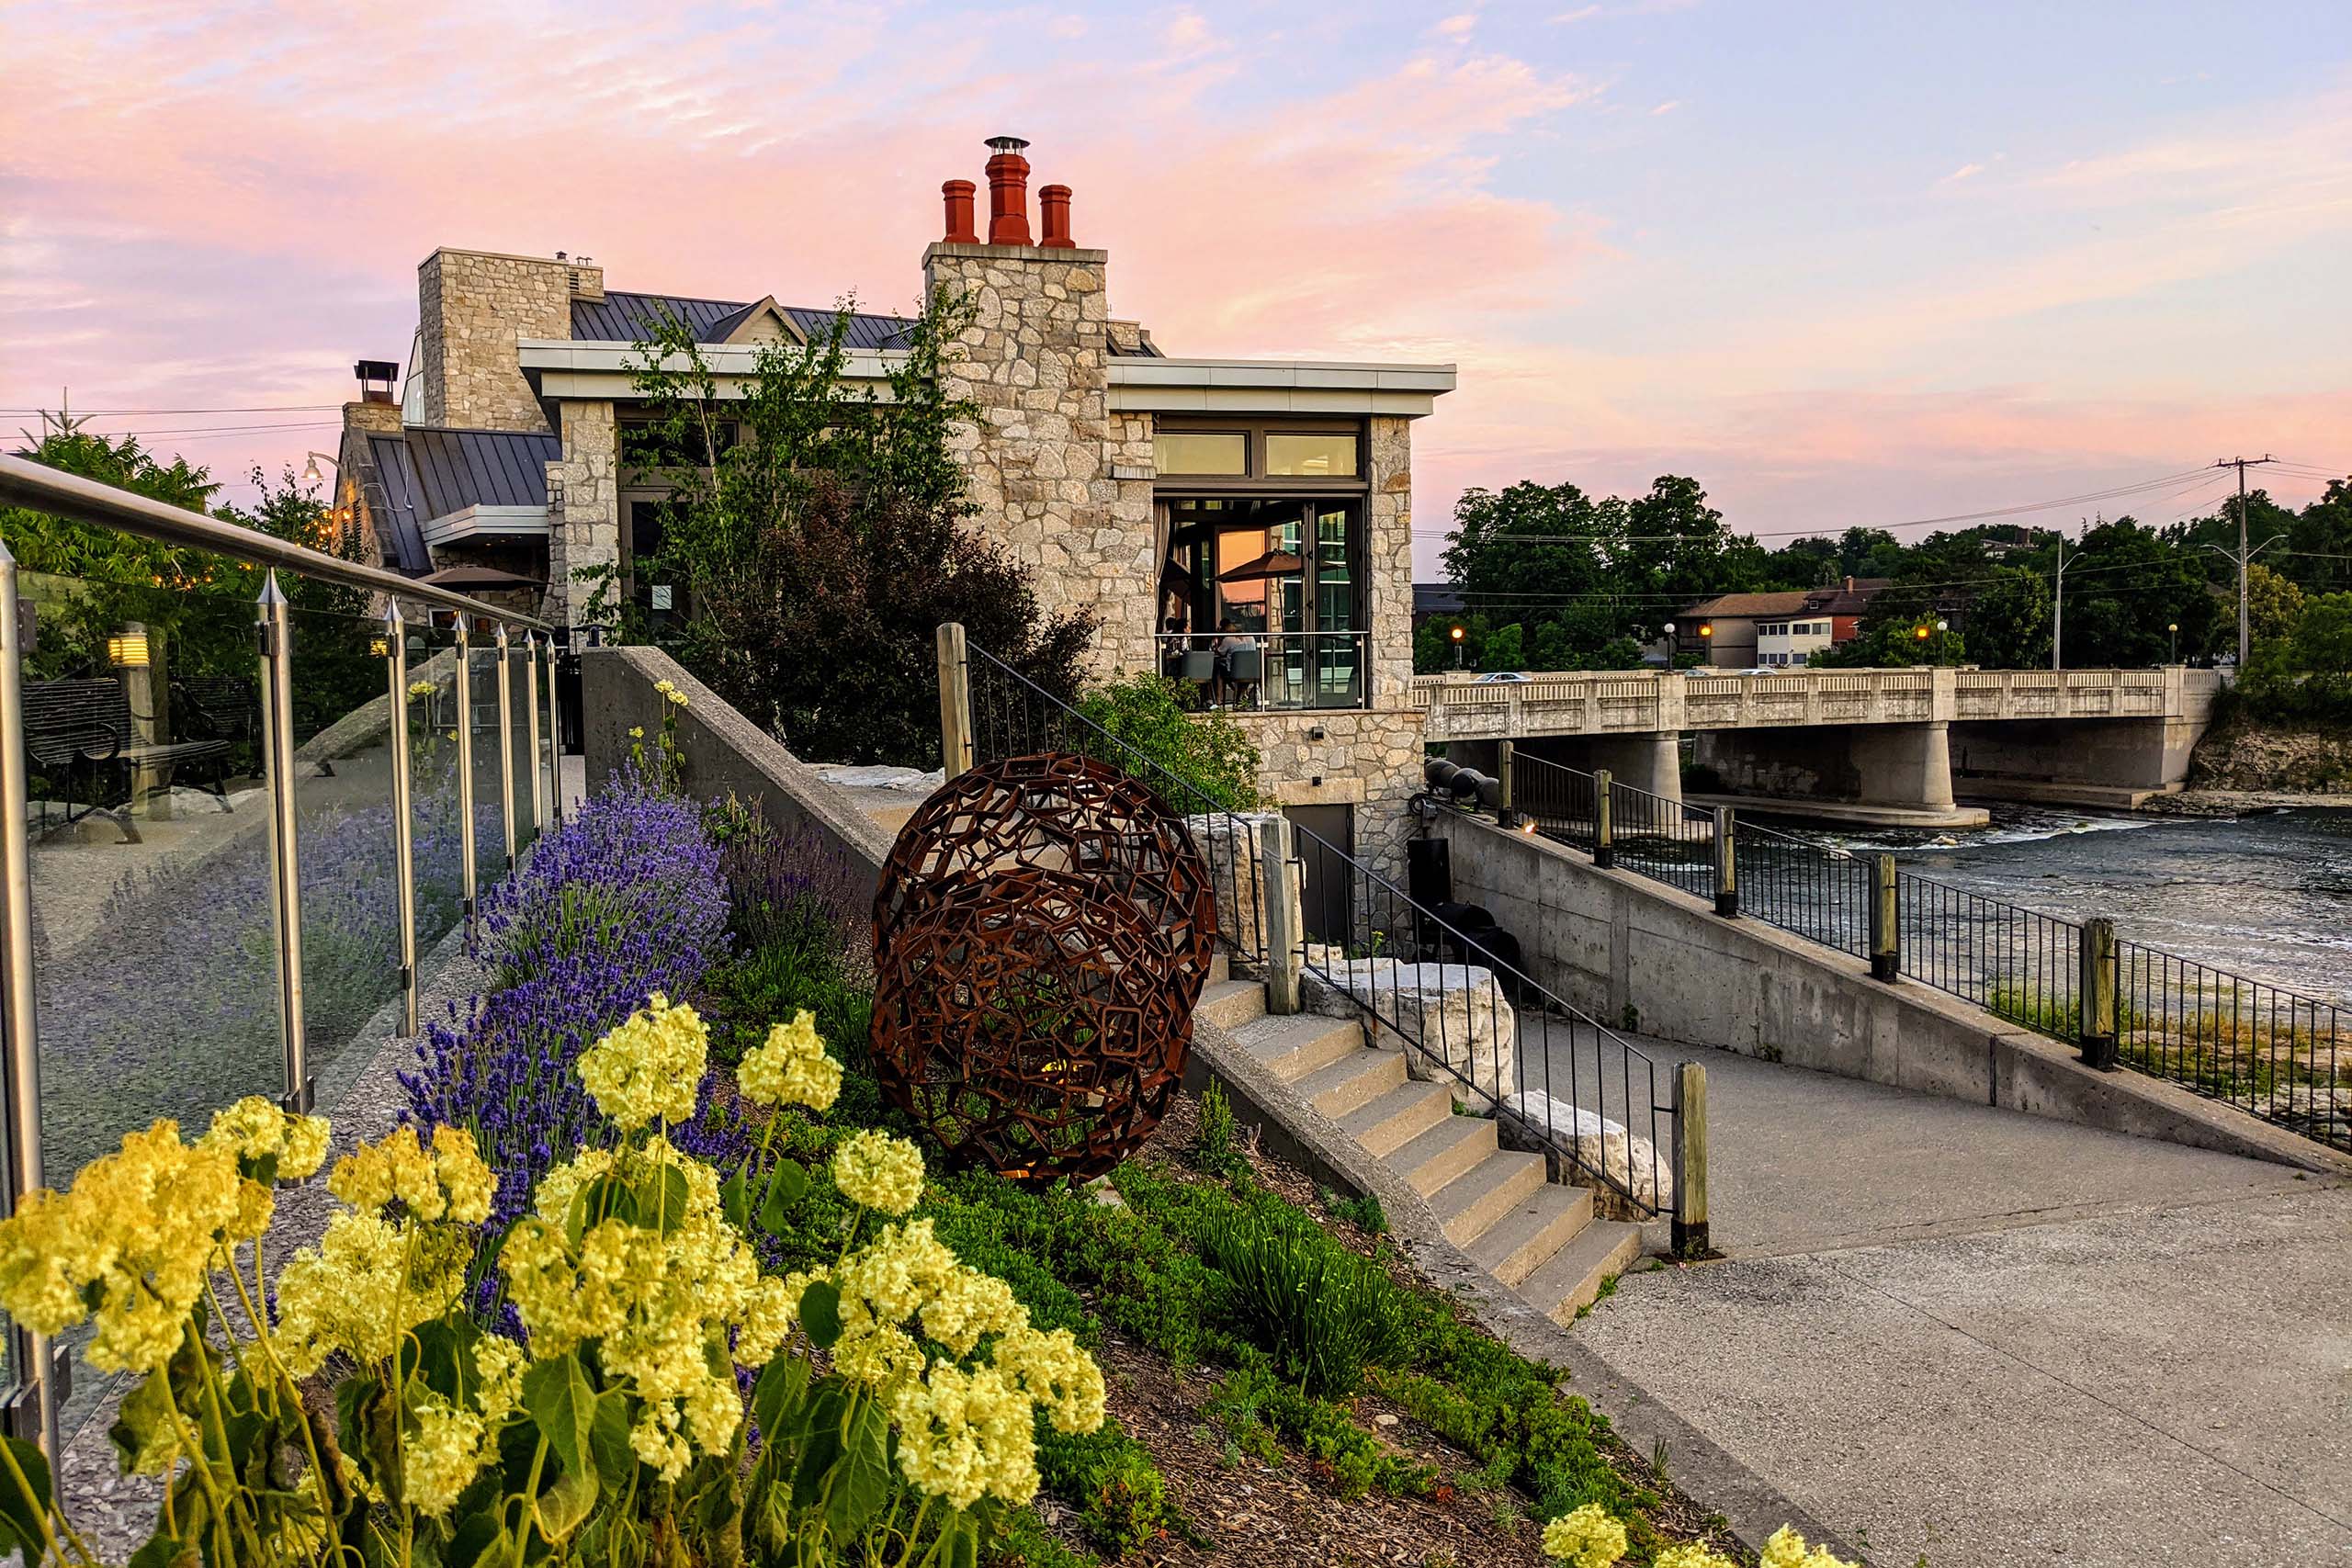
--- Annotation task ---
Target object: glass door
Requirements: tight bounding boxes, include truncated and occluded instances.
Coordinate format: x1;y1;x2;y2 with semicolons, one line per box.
1310;504;1361;707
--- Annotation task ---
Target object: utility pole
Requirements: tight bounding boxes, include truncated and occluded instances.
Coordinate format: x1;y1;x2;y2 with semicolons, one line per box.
2214;456;2275;669
2052;525;2082;672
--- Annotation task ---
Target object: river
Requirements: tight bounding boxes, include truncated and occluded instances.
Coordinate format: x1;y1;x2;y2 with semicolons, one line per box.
1805;805;2352;1005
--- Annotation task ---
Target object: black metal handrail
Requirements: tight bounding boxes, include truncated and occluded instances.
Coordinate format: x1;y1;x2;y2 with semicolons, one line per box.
1290;822;1679;1216
963;642;1270;969
1502;747;2347;1153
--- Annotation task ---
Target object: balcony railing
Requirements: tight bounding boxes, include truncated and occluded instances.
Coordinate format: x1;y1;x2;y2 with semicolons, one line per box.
1155;628;1370;710
0;451;560;1459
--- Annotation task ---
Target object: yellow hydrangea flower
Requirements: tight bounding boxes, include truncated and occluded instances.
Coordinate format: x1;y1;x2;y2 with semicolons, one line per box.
1541;1504;1629;1567
404;1398;488;1517
831;1130;924;1216
737;1010;842;1112
198;1096;332;1180
994;1325;1106;1436
473;1336;527;1427
273;1209;471;1377
329;1123;493;1224
1761;1527;1859;1568
892;1362;1042;1509
576;993;707;1129
1655;1544;1740;1568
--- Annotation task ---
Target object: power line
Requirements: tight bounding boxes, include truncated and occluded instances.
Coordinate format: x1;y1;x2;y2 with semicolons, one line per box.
0;403;344;416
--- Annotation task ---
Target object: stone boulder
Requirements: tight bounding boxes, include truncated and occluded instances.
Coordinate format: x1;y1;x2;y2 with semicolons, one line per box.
1299;949;1515;1099
1182;811;1300;969
1498;1090;1673;1211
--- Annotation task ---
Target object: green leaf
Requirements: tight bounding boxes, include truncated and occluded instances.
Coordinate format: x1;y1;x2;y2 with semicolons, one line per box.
534;1466;598;1540
645;1164;691;1232
750;1357;807;1449
0;1436;51;1551
798;1280;842;1349
564;1175;637;1247
787;1420;841;1514
447;1508;503;1568
124;1532;198;1568
758;1157;807;1234
588;1389;636;1493
521;1351;596;1476
720;1163;751;1232
108;1370;179;1473
823;1401;891;1540
404;1318;483;1405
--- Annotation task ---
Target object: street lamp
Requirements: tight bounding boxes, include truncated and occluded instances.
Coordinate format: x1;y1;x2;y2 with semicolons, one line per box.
1448;623;1465;671
2167;622;2178;663
300;451;339;483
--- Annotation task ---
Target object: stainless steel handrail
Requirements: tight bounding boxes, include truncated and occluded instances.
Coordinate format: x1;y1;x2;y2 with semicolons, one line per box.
0;452;550;631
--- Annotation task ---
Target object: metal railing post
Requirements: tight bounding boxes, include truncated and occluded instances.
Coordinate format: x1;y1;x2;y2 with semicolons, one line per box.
456;617;477;928
1870;853;1899;980
257;572;311;1113
0;541;61;1458
1260;814;1302;1016
1712;806;1738;917
1592;768;1615;868
1671;1061;1709;1258
494;622;517;864
386;604;419;1037
2078;917;2119;1069
936;623;974;776
1496;739;1515;828
525;633;546;850
543;636;562;828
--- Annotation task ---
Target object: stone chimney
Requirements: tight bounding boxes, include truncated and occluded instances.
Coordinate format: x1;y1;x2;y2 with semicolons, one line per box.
415;247;571;431
556;252;605;301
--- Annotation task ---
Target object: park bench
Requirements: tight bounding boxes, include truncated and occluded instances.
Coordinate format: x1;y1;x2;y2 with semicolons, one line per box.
174;675;261;775
23;678;235;838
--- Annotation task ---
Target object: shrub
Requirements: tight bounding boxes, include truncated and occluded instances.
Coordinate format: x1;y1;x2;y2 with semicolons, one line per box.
1199;1206;1408;1399
1073;674;1264;813
1037;1425;1174;1555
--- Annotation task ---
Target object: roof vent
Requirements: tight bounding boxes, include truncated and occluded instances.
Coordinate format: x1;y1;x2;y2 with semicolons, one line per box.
354;359;399;404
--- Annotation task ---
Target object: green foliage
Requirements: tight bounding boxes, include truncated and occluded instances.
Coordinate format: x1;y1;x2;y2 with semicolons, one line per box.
1036;1427;1172;1556
1193;1080;1243;1179
1320;1187;1388;1236
1206;1365;1434;1502
608;300;1091;765
1200;1207;1408;1398
2231;589;2352;724
1072;673;1263;813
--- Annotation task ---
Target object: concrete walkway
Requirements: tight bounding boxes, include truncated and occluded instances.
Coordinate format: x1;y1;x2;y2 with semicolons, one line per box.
1518;1029;2352;1567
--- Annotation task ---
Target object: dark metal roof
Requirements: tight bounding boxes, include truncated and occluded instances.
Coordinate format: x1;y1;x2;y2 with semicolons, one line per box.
779;307;919;352
570;291;753;342
362;434;431;575
406;427;561;519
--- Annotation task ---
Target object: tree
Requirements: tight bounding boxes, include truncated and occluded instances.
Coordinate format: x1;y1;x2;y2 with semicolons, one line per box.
2054;516;2219;667
610;298;1091;762
1961;567;2052;670
2245;563;2307;647
1479;623;1525;673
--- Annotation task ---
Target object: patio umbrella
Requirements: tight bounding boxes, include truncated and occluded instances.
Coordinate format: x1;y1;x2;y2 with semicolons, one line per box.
418;565;544;592
1218;549;1304;583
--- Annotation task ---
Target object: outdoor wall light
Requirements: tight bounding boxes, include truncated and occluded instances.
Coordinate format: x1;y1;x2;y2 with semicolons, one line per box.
1699;623;1713;638
106;630;149;668
1449;625;1465;642
370;635;391;658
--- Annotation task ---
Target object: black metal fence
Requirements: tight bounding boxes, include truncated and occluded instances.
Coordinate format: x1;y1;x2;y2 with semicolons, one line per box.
1502;748;2348;1154
964;641;1269;971
963;640;1684;1220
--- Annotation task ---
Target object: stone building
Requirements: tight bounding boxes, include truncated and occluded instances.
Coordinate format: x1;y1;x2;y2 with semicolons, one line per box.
334;135;1454;910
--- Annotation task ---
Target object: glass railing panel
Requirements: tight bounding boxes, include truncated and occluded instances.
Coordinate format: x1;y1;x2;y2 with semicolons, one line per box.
507;639;537;854
406;625;466;962
466;641;510;885
287;601;403;1108
17;570;279;1436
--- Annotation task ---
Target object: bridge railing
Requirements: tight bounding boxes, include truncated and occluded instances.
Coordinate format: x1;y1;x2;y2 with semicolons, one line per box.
1498;750;2347;1154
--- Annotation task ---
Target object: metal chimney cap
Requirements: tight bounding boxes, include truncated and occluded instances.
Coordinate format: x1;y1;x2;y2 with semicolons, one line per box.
985;135;1030;155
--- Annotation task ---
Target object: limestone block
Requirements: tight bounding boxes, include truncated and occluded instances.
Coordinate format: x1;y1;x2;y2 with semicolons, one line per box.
1299;952;1516;1098
1182;811;1299;964
1498;1091;1673;1211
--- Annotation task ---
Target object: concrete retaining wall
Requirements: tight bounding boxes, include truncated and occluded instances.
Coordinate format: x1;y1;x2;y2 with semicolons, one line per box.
1430;810;2346;1174
579;649;895;906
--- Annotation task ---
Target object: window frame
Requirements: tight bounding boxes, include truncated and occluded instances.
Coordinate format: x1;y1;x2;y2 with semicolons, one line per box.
1153;416;1368;492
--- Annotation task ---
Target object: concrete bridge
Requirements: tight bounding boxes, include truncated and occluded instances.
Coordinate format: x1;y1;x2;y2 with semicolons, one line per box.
1414;666;2222;825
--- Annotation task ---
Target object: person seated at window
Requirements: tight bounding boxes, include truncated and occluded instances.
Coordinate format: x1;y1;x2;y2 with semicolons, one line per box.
1161;611;1192;678
1213;617;1261;707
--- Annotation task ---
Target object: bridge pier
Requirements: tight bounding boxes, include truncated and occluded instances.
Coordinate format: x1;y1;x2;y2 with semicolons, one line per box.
1950;717;2199;808
1521;732;1684;807
1690;722;1988;829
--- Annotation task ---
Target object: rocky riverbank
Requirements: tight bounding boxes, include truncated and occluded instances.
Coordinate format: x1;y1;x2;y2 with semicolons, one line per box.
2173;714;2352;805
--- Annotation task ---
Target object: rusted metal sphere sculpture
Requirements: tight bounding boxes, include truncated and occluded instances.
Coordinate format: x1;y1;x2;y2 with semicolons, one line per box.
869;752;1217;1184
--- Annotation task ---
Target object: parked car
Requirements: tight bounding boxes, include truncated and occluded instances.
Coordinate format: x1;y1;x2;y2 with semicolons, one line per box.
1472;671;1533;683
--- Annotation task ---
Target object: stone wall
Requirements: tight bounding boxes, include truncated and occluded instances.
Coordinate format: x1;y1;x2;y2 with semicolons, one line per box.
417;248;569;432
921;242;1158;676
546;400;618;628
1231;708;1428;888
1367;415;1416;704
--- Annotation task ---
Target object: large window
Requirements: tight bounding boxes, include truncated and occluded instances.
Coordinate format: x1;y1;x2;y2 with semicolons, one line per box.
1156;432;1249;476
1154;420;1363;482
1267;433;1359;478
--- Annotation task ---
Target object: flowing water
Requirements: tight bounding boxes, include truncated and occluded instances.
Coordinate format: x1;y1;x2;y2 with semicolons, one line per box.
1808;806;2352;1004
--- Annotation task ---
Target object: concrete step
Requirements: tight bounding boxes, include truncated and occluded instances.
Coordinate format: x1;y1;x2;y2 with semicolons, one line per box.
1518;1219;1646;1325
1295;1047;1408;1122
1198;977;1267;1032
1428;1147;1546;1247
1337;1078;1455;1160
1385;1110;1498;1196
1209;950;1229;985
1227;1013;1363;1083
1465;1182;1594;1288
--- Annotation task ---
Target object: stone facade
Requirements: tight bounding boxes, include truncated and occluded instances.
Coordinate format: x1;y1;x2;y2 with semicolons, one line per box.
1366;415;1416;703
334;399;404;574
416;249;571;432
921;243;1158;675
545;400;618;628
1229;708;1430;888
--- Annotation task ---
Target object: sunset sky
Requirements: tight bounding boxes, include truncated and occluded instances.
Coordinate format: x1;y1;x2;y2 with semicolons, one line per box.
5;0;2348;575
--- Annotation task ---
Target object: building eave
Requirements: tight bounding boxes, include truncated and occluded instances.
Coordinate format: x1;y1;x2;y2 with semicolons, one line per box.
421;503;548;546
517;338;899;400
1106;356;1455;417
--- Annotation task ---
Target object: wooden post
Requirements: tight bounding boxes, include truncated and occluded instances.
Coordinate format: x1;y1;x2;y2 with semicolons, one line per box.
1260;814;1302;1016
2077;917;2119;1069
1870;852;1899;980
1592;767;1614;868
1712;806;1737;917
935;622;973;777
1497;739;1515;828
1671;1061;1709;1258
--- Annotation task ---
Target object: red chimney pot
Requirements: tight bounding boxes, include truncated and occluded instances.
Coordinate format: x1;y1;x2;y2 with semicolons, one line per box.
1038;184;1074;248
983;134;1034;247
940;179;978;244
